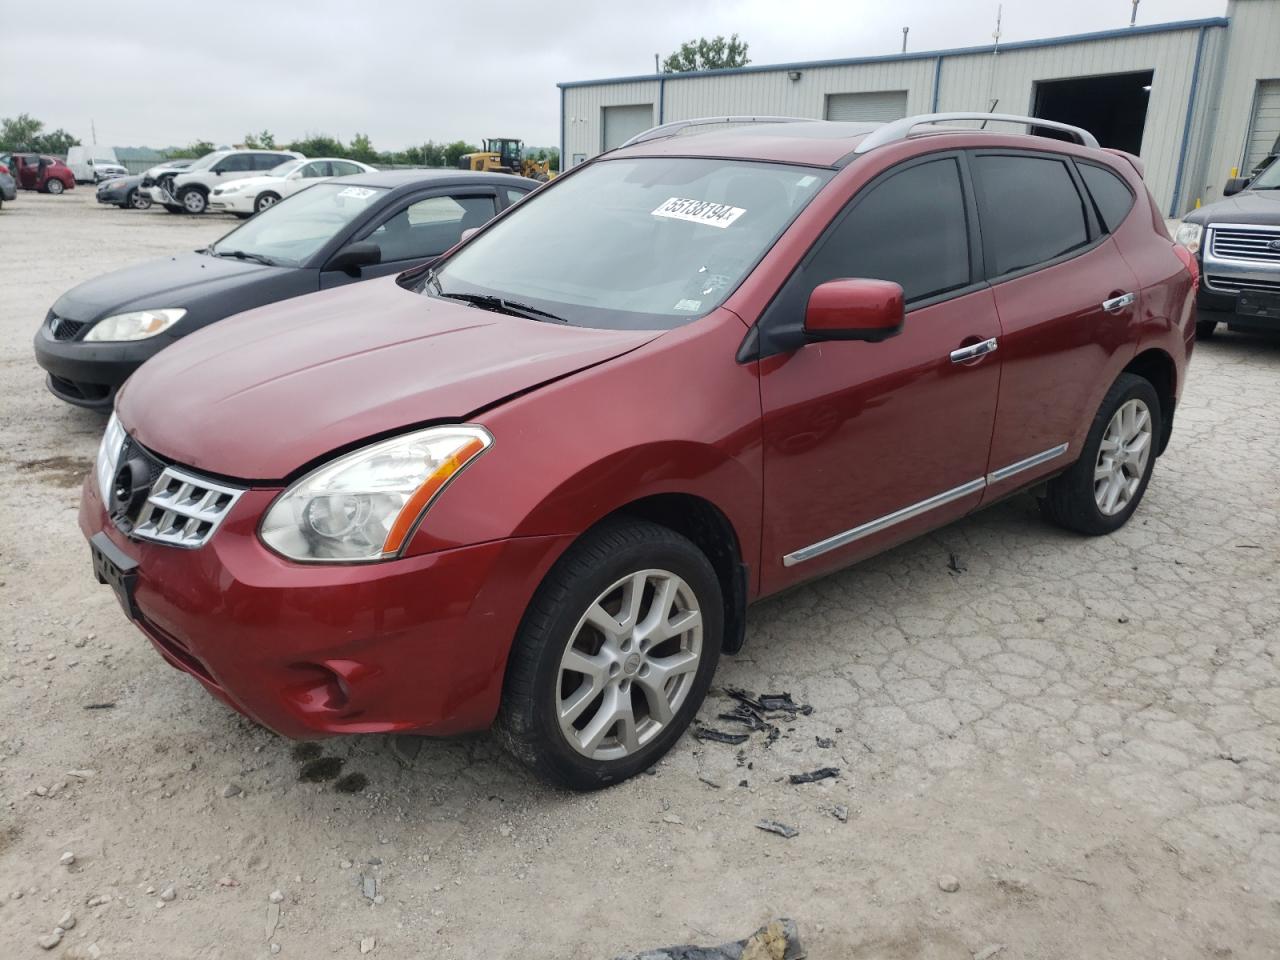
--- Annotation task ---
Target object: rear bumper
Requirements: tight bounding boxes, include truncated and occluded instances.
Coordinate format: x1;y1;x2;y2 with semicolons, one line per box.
78;475;570;739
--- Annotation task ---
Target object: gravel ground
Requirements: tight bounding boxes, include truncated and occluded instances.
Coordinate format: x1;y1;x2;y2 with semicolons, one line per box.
1;190;1278;959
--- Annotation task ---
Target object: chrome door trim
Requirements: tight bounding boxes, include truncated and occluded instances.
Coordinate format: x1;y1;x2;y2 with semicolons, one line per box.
782;477;985;567
1101;293;1136;313
986;442;1069;484
949;337;998;363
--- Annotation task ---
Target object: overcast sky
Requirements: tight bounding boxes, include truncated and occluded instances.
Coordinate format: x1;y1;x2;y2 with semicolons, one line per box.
2;0;1225;152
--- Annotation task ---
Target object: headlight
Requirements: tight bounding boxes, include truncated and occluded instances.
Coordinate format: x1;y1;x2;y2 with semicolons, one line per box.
84;308;186;342
1174;222;1203;254
259;425;492;562
219;182;249;194
95;413;127;505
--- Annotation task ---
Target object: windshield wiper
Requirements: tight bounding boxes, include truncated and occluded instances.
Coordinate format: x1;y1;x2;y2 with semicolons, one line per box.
211;248;278;266
442;291;568;324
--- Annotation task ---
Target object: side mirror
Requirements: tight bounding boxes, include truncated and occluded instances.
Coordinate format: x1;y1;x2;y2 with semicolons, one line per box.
804;278;904;343
327;241;381;274
1223;177;1249;197
459;227;481;243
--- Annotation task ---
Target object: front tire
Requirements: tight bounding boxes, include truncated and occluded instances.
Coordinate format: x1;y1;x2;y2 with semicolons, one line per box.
45;178;64;195
254;191;280;214
1195;318;1218;339
129;189;152;210
496;519;722;790
1040;373;1161;536
179;186;207;214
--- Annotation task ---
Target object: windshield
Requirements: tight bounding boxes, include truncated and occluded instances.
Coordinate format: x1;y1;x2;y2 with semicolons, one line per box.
210;182;388;267
427;157;833;329
268;159;305;178
183;152;225;172
1251;160;1280;190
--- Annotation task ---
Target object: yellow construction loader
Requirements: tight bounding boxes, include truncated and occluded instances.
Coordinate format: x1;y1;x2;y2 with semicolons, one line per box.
457;139;553;181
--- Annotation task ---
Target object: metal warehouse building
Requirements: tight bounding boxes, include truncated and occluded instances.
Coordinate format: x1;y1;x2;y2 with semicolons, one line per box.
558;0;1280;216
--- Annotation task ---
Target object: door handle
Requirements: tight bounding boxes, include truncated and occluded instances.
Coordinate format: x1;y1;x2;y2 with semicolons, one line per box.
1102;292;1136;313
949;337;998;363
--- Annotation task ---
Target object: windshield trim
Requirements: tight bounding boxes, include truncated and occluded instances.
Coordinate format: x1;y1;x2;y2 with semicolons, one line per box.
423;155;835;331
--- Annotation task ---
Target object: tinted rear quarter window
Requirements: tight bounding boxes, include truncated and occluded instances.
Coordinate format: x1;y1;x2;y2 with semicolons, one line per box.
807;157;971;303
973;154;1089;276
1078;162;1135;232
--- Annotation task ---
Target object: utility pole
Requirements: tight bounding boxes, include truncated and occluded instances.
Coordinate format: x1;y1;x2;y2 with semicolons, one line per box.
902;27;909;53
1130;0;1140;26
91;119;97;144
654;53;660;73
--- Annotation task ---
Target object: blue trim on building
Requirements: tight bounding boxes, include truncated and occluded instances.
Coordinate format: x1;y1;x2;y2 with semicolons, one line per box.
557;17;1229;90
931;57;943;112
1169;26;1209;217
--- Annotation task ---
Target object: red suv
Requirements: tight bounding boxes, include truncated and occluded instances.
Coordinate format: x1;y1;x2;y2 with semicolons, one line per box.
81;114;1196;789
11;154;76;194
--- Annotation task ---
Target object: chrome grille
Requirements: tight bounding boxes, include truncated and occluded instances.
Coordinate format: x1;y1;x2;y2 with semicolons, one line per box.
1209;226;1280;263
1204;274;1280;293
131;465;244;549
48;313;87;341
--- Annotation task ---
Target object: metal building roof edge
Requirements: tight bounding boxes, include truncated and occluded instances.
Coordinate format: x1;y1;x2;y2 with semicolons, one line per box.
557;16;1231;89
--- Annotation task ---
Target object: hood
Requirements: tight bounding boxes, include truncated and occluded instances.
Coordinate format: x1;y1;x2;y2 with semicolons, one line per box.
1184;189;1280;226
118;277;661;479
52;252;285;322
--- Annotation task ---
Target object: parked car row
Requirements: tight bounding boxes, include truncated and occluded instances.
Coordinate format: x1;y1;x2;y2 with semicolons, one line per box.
0;153;77;194
36;114;1199;791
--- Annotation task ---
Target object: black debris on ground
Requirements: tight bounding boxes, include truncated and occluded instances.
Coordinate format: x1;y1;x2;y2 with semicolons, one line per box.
693;725;749;745
612;918;805;960
83;702;115;710
298;756;344;782
815;736;835;749
948;552;966;574
755;819;800;839
291;742;323;762
333;772;368;793
788;766;839;785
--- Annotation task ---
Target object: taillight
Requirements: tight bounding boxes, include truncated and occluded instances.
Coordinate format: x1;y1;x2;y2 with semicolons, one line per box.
1172;243;1199;292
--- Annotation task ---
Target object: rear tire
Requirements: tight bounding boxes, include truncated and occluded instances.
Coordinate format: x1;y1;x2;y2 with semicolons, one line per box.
1195;318;1218;339
1040;373;1161;536
495;519;722;791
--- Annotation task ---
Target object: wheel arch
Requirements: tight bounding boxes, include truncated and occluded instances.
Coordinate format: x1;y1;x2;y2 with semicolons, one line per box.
1122;348;1176;455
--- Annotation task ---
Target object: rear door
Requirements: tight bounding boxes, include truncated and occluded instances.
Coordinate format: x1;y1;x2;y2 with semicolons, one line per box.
757;153;1002;592
970;150;1141;502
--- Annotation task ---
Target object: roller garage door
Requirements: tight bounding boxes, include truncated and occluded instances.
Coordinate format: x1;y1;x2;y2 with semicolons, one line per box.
825;91;909;122
1243;79;1280;173
602;104;655;151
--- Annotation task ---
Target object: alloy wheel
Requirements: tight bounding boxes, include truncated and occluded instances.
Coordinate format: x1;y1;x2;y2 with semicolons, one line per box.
46;179;64;194
182;190;205;214
130;190;151;210
556;569;703;761
1094;398;1152;516
256;194;277;212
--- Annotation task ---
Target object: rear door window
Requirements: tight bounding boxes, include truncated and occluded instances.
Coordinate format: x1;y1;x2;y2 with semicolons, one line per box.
801;156;971;304
1077;162;1135;233
972;154;1090;276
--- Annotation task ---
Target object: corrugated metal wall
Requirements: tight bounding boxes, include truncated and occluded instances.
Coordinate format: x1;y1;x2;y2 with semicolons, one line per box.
561;6;1280;214
1204;0;1280;196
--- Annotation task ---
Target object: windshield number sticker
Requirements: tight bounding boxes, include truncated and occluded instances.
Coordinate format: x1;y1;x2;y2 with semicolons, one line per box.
652;197;746;229
337;187;376;200
673;298;703;312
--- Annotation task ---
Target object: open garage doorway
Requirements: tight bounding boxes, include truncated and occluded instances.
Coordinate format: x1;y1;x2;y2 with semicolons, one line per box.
1032;70;1153;155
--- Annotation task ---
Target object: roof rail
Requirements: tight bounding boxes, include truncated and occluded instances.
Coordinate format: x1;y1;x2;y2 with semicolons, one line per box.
853;112;1099;154
620;116;811;149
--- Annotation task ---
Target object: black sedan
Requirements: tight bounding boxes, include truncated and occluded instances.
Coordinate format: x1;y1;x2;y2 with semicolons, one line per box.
36;170;537;409
96;174;152;209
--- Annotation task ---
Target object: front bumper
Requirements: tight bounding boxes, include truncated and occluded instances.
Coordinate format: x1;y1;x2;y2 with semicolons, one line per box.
79;474;570;739
208;191;254;214
96;187;127;205
33;321;167;410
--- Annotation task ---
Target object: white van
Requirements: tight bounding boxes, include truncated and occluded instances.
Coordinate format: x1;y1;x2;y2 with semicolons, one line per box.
67;146;124;183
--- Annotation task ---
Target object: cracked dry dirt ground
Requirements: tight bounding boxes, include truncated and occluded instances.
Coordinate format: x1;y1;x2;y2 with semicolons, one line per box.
1;192;1278;959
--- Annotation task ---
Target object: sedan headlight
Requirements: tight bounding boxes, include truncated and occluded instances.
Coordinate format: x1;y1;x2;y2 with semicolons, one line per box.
95;413;127;505
260;425;492;562
1174;222;1203;254
219;182;249;194
85;308;186;342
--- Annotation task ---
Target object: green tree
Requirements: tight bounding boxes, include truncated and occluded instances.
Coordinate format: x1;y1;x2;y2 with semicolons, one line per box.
443;140;479;167
244;129;276;149
34;128;80;154
421;141;447;167
348;132;377;163
166;139;216;159
1;113;47;150
662;34;750;72
287;133;346;157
